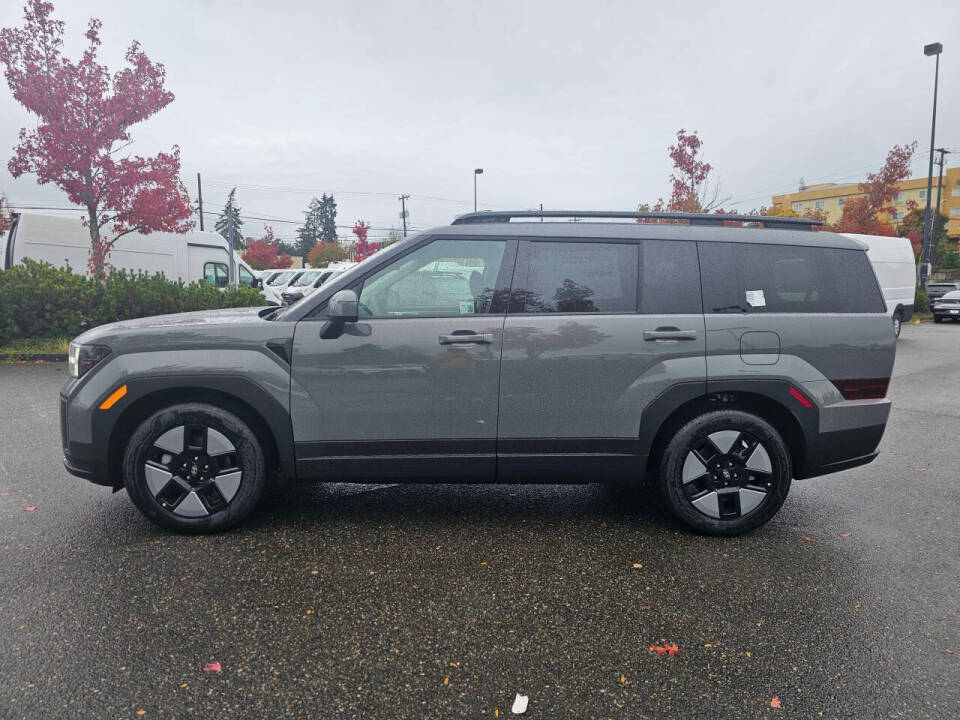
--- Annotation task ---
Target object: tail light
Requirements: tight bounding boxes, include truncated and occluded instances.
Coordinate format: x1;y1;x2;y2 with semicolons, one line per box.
831;378;890;400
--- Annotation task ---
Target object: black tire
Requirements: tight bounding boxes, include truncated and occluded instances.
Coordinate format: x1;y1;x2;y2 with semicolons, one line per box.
934;315;943;323
123;403;266;533
658;410;791;536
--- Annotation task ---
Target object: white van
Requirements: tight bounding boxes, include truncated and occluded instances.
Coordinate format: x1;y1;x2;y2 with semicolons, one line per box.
843;233;916;337
2;213;262;292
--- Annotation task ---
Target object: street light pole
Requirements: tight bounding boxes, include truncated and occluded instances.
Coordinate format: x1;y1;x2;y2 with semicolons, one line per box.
474;168;484;212
920;42;943;290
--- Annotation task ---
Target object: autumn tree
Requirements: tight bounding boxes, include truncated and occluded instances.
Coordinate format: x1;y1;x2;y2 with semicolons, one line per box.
352;220;381;262
824;142;917;236
0;0;193;278
307;242;349;268
215;187;244;249
242;225;292;270
0;196;11;236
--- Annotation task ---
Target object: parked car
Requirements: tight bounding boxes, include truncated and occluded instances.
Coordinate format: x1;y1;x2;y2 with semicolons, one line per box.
279;269;324;304
844;234;916;337
926;282;960;306
932;290;960;323
2;213;261;290
60;210;895;536
281;268;347;304
260;269;300;305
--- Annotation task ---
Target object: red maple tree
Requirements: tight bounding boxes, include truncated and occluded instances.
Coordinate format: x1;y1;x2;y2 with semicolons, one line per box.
242;225;292;270
0;1;193;277
352;220;381;262
825;142;917;236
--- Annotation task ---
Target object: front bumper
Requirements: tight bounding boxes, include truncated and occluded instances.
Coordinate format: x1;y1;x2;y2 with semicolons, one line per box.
60;391;113;487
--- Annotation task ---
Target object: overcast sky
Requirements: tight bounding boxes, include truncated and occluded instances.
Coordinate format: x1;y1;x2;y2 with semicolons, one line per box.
0;0;958;242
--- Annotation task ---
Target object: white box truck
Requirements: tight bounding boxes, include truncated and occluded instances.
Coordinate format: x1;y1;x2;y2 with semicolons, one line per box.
844;233;916;338
2;213;264;294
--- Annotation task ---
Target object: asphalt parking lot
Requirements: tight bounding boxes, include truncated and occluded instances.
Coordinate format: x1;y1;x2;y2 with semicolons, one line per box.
0;323;958;719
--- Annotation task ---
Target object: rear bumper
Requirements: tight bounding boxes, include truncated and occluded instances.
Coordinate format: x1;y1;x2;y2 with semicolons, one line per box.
796;396;890;479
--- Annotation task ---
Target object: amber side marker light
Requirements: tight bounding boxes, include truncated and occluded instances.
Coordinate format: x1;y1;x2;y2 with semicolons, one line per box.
99;384;127;410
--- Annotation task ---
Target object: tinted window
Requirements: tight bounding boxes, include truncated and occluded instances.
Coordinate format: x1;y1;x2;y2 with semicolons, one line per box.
239;265;255;285
699;242;885;314
359;239;507;318
640;240;701;314
513;241;637;313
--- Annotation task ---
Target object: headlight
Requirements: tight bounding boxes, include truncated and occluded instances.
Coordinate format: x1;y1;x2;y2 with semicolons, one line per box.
68;343;111;378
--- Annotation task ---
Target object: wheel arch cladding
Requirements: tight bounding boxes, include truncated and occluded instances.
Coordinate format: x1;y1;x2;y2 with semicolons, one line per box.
642;388;810;478
105;379;294;489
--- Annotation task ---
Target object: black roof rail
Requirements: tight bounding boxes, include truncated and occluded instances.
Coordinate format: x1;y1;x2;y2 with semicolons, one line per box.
451;210;823;231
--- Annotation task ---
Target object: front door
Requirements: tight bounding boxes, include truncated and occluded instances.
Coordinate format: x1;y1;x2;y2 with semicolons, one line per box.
290;237;515;481
497;237;706;479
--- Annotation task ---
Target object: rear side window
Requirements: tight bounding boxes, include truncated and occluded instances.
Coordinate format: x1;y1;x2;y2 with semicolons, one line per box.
512;241;638;313
699;242;885;314
640;240;701;314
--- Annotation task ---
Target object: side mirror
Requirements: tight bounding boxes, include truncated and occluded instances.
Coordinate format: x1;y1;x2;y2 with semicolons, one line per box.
254;277;263;289
327;289;359;323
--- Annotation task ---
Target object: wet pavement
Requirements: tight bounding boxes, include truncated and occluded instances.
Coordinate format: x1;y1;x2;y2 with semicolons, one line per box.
0;323;957;719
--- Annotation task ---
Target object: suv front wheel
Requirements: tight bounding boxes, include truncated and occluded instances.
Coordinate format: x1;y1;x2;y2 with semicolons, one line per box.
123;403;266;533
658;410;791;535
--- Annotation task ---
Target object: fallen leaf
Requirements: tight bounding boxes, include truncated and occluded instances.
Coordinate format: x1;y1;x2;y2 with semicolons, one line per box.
180;683;188;688
620;674;626;683
664;643;679;657
649;645;666;655
600;522;608;528
704;643;713;648
306;609;313;615
638;605;651;610
450;662;459;667
0;491;9;496
495;710;499;717
136;711;147;717
745;651;752;658
839;531;853;538
310;570;318;575
24;506;37;512
443;677;449;686
799;534;817;543
632;563;642;569
946;649;955;655
770;695;782;709
202;662;221;673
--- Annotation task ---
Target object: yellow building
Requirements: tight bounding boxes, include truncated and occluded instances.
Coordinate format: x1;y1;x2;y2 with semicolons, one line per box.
771;166;960;238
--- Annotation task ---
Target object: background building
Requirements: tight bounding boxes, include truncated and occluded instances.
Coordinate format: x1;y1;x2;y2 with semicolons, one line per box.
772;166;960;238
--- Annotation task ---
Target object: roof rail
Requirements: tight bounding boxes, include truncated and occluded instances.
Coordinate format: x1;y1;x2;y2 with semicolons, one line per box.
451;210;823;231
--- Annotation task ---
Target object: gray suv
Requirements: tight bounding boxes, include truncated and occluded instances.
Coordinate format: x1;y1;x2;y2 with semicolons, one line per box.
60;211;896;535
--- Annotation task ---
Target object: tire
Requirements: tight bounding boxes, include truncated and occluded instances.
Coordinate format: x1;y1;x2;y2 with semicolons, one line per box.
934;315;943;323
658;410;791;536
892;311;902;338
123;403;266;533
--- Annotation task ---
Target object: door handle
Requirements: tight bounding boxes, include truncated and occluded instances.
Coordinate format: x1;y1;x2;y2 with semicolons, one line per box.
643;328;698;341
439;332;494;345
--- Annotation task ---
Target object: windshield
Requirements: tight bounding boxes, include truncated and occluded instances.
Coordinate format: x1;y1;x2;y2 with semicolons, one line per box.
291;271;321;287
268;271;296;286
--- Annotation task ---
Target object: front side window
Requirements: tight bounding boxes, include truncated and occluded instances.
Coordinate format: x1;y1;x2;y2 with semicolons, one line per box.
358;239;507;318
511;241;638;314
239;265;255;286
267;271;295;286
203;262;228;288
291;271;321;288
699;242;885;314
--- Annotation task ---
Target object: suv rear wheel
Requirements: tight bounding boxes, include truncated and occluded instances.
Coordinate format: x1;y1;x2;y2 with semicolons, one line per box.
123;403;266;533
658;410;791;535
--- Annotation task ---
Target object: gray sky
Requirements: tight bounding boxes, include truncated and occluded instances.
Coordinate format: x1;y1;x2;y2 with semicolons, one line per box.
0;0;958;243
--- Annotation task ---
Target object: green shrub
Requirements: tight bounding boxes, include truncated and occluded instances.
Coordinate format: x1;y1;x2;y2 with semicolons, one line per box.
915;287;930;314
0;260;264;343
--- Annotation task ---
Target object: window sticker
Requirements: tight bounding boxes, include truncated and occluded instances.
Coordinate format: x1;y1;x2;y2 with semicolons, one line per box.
745;289;766;307
459;301;475;314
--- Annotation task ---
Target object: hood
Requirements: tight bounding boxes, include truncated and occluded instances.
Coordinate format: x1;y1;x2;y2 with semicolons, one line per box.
74;306;268;344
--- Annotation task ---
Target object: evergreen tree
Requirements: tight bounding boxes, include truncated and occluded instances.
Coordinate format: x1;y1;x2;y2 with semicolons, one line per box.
319;193;338;244
215;187;244;250
295;196;323;261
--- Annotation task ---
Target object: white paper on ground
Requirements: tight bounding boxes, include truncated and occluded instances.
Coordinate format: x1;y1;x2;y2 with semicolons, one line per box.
511;693;529;714
745;289;766;307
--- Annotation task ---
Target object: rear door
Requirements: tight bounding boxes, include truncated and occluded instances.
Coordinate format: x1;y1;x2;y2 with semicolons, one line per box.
497;237;706;479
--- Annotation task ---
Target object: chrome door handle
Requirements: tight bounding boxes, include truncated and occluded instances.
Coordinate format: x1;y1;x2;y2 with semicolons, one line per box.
439;332;494;345
643;329;698;341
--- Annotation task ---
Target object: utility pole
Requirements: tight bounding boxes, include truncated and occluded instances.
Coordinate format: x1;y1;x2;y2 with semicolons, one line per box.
920;41;943;290
196;173;204;231
933;147;950;223
540;202;543;222
399;194;410;238
226;203;237;286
